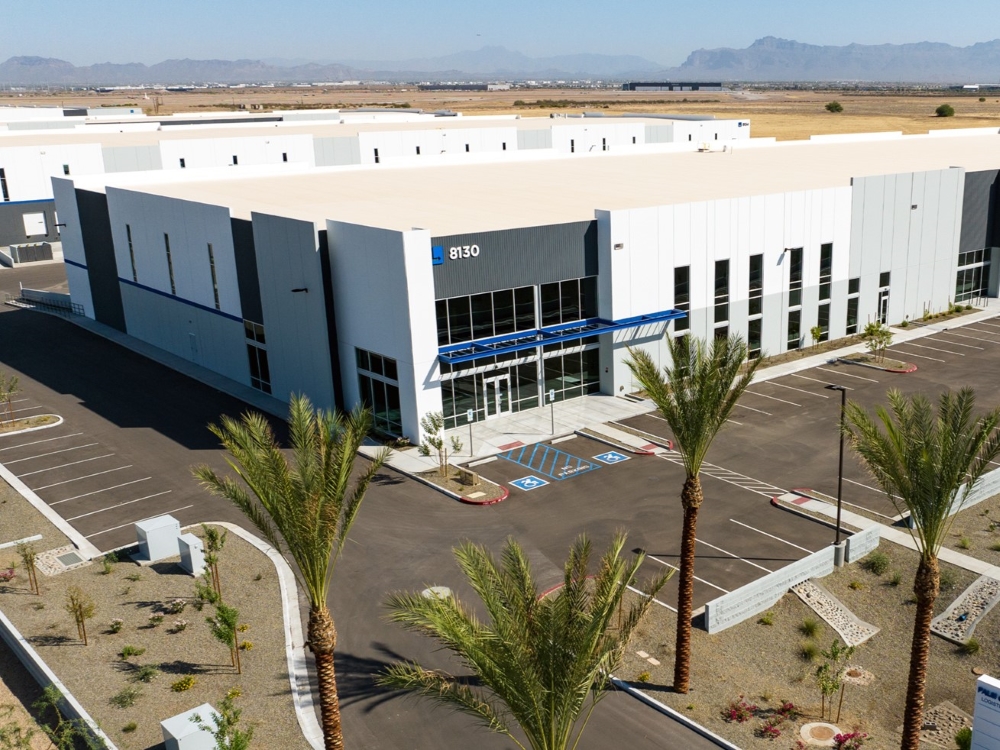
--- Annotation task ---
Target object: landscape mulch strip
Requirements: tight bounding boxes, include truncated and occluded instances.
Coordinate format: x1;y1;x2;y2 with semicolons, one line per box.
620;540;988;750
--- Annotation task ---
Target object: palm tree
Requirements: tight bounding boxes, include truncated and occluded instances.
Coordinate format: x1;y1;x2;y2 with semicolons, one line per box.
193;394;390;750
378;532;670;750
624;334;761;693
843;388;1000;750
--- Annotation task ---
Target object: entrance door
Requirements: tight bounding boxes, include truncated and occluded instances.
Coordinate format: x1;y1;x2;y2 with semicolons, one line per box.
483;374;511;419
878;290;890;325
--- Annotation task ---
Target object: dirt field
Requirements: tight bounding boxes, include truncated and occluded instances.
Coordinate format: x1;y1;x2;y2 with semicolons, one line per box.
4;87;1000;140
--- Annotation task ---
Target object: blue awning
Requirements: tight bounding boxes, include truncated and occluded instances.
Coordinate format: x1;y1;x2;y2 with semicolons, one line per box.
438;309;686;364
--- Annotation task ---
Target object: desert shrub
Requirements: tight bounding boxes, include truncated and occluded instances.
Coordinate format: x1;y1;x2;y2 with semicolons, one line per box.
936;103;955;117
834;731;869;749
120;645;145;659
940;568;957;591
848;580;863;590
958;537;972;550
171;619;189;633
757;714;784;738
800;642;819;662
863;551;890;576
124;572;142;582
637;671;651;683
722;696;758;723
825;101;843;113
122;721;138;733
799;618;820;638
108;618;124;633
171;676;196;692
131;664;159;683
956;726;972;750
889;572;903;587
990;542;1000;552
109;686;141;708
165;599;187;615
147;614;164;627
758;611;775;626
959;638;980;655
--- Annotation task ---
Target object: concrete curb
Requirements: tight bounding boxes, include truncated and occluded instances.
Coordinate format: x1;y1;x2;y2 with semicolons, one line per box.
609;677;742;750
458;478;509;506
0;457;101;561
575;428;658;456
187;522;324;750
770;494;854;536
835;357;916;374
0;607;118;750
0;414;64;438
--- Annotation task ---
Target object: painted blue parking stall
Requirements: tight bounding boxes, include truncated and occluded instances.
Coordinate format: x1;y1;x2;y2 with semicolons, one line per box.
593;451;631;465
510;476;549;492
500;443;600;481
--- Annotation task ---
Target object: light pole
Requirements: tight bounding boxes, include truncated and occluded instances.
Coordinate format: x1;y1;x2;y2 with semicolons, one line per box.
466;409;474;456
548;389;556;435
826;384;848;561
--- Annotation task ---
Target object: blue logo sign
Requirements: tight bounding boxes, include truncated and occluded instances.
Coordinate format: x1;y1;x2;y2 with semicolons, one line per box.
594;451;630;465
510;475;549;491
431;245;444;266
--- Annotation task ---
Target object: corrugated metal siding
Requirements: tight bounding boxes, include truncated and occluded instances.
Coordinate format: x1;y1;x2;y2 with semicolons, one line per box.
102;145;163;173
313;136;361;166
960;170;999;254
431;221;597;299
516;129;552;150
230;218;263;324
75;189;126;332
645;124;673;144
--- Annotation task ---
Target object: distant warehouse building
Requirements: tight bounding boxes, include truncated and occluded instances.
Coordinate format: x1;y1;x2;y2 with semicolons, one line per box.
51;129;1000;442
622;82;724;91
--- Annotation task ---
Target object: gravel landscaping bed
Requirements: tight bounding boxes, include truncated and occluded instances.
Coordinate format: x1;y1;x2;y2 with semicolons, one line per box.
0;480;71;551
0;415;59;434
944;493;1000;567
619;540;989;750
417;467;506;502
0;518;308;750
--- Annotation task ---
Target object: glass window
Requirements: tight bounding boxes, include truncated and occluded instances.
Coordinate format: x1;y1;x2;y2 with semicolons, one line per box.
787;309;801;350
818;303;830;341
748;318;762;359
714;259;730;299
749;297;762;316
453;376;478;423
674;266;690;306
714;325;729;340
436;300;449;345
789;289;801;308
879;271;891;288
369;353;384;377
582;348;600;391
848;278;860;295
515;286;535;331
493;289;515;335
383;358;398;381
544;358;564;401
788;248;803;285
541;282;561;326
820;283;831;301
560;279;580;323
356;348;369;371
714;302;729;324
471;293;493;340
581;276;598;319
448;296;472;344
515;363;539;409
749;254;763;294
441;381;455;424
820;243;833;279
846;297;859;335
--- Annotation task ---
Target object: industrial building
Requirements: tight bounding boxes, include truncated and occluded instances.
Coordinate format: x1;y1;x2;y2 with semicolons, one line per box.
0;107;748;247
46;124;1000;443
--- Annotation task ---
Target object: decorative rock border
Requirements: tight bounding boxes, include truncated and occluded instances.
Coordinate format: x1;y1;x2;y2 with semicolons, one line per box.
931;575;1000;644
911;701;972;749
791;580;880;646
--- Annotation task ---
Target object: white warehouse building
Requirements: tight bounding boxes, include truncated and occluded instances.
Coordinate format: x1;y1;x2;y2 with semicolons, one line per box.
51;128;1000;441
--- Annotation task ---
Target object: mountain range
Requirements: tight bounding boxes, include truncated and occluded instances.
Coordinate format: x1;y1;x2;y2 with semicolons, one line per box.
2;38;1000;86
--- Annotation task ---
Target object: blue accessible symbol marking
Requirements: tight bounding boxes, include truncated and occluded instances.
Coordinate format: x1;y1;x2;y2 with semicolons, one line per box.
593;451;630;465
510;475;549;491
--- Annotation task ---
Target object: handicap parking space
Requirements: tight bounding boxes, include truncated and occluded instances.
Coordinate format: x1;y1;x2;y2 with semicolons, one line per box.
499;441;601;482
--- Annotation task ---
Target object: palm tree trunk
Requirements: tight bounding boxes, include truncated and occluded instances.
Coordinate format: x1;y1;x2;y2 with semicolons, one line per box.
900;556;939;750
673;474;703;694
309;604;344;750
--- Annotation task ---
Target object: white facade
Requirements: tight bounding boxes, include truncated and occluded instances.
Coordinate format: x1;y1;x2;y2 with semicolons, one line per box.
0;143;105;200
159;134;315;170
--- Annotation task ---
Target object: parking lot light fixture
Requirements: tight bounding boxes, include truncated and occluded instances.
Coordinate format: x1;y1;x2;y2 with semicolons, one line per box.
826;384;848;554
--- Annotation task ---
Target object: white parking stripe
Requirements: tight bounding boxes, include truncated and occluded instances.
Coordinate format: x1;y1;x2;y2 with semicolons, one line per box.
4;443;99;464
900;342;964;355
931;335;983;349
938;331;997;344
962;327;1000;337
791;374;853;390
0;433;84;452
647;554;729;592
66;491;172;521
32;466;132;491
627;584;677;612
50;477;151;506
974;320;1000;330
84;505;194;538
16;453;115;478
816;367;878;383
729;519;813;553
845;477;886;495
745;390;801;407
696;539;772;573
733;402;772;415
9;406;44;414
767;382;829;398
888;348;944;362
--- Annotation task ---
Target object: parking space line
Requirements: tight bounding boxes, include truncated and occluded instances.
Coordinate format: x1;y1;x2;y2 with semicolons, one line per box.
937;331;997;344
626;584;677;612
10;406;45;414
4;443;99;464
733;402;772;416
930;336;983;350
647;554;729;593
888;348;944;362
15;453;115;478
0;433;84;452
961;327;1000;337
696;539;772;573
790;374;853;390
815;367;878;383
900;342;964;356
845;477;886;495
974;320;1000;330
32;465;133;491
729;519;814;553
66;491;172;522
767;382;829;398
744;390;801;407
50;477;152;506
8;399;29;404
84;505;194;538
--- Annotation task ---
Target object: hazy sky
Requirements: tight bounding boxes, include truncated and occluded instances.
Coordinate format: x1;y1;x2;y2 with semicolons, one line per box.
3;0;998;66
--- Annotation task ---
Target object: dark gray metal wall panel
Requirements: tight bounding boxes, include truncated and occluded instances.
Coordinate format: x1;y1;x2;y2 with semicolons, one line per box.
960;170;999;254
0;200;58;246
431;221;597;299
317;230;344;409
75;189;126;332
230;217;263;324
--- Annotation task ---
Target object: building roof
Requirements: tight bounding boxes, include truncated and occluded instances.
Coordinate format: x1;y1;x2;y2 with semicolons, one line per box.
72;129;1000;236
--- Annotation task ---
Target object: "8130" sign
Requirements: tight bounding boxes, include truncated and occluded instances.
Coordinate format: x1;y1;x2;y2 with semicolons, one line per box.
448;244;480;260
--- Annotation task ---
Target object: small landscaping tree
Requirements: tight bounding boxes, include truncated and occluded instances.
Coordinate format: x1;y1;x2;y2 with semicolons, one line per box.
810;326;823;347
207;602;242;674
64;586;96;646
15;543;38;595
0;371;20;426
825;101;844;113
814;640;854;720
935;103;955;117
201;524;227;599
862;322;892;363
417;411;463;476
191;691;255;750
32;685;104;750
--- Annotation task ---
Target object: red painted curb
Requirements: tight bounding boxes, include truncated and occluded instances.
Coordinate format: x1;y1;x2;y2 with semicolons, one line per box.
886;363;918;373
460;484;509;506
